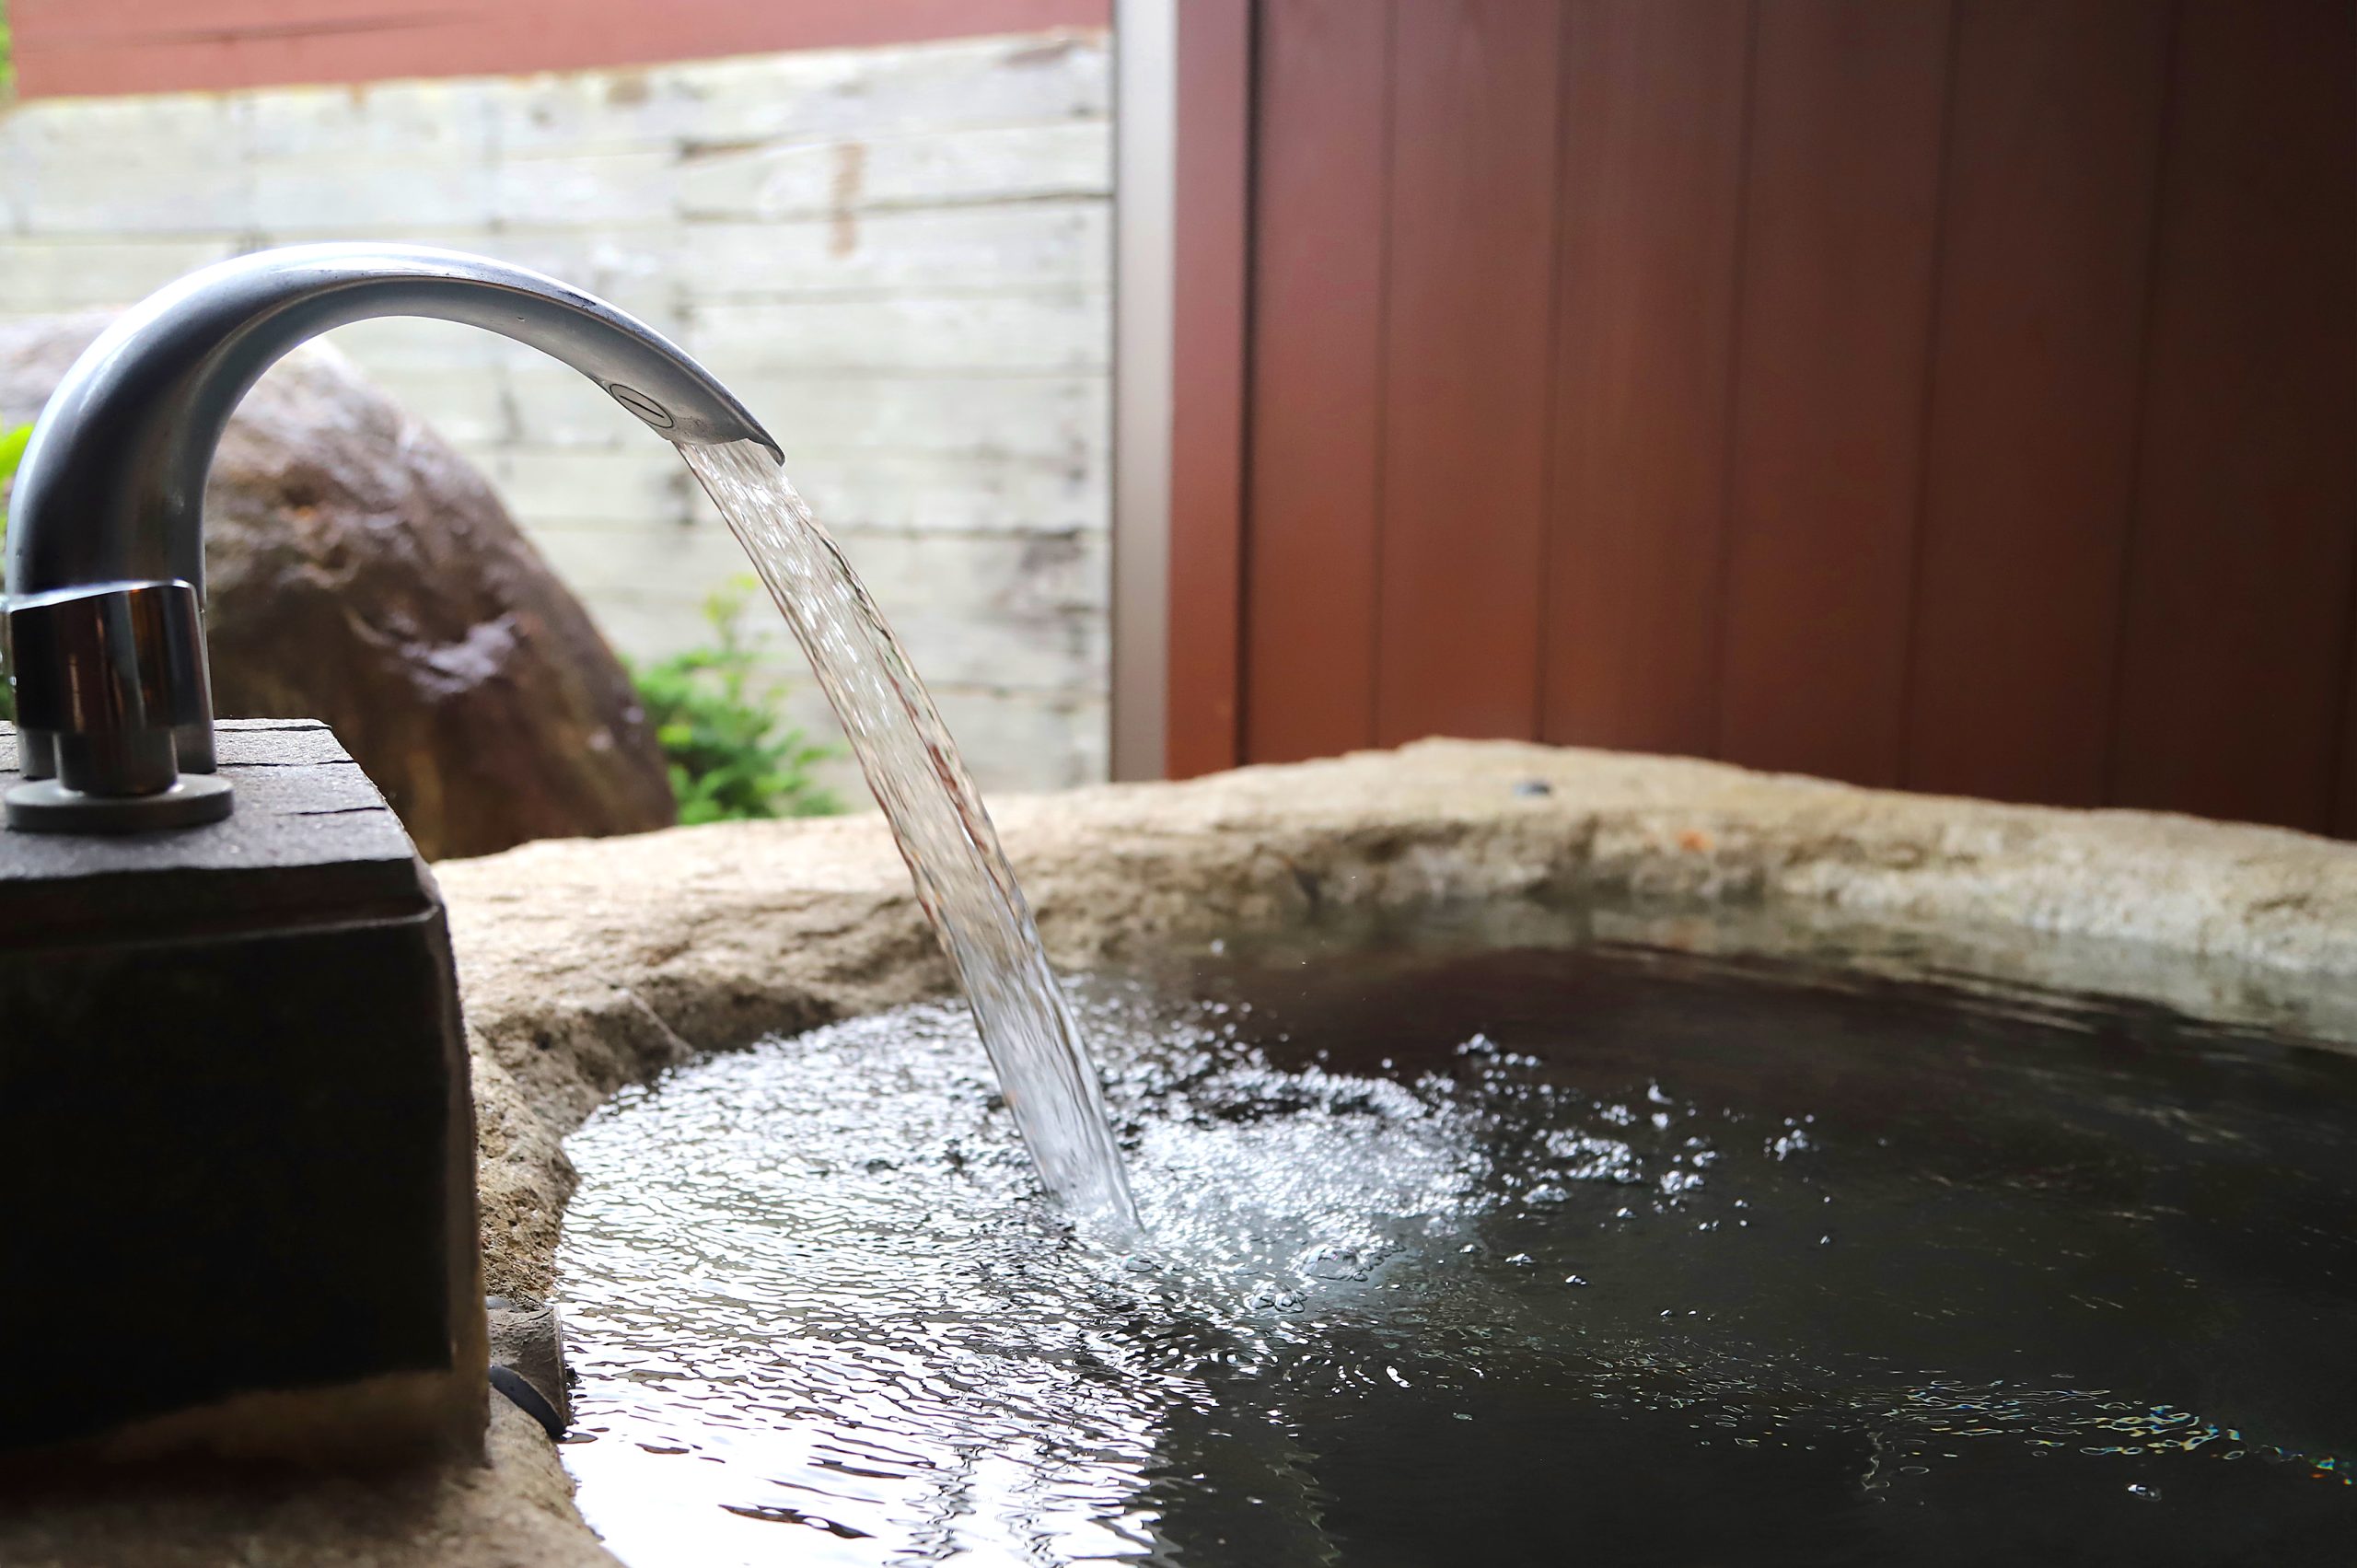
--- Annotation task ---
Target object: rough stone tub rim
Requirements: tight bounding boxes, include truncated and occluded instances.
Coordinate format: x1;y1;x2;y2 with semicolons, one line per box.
11;739;2355;1565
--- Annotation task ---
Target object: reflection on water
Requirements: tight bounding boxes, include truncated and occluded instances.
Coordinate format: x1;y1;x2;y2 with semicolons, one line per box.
558;939;2357;1566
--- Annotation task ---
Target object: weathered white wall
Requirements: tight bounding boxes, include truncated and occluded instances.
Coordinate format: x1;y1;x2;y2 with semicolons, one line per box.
0;29;1112;792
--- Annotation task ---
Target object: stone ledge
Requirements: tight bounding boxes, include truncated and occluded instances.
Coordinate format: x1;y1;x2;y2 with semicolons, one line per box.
437;739;2357;1305
0;721;425;947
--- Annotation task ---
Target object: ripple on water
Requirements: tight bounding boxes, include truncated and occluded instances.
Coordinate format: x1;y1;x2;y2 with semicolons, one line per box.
558;947;2357;1567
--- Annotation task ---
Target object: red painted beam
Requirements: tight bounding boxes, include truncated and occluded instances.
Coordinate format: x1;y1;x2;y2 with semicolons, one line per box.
10;0;1109;99
1164;0;1253;778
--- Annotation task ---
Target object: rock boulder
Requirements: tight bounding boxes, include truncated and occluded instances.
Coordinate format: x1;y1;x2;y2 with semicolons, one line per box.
1;316;676;859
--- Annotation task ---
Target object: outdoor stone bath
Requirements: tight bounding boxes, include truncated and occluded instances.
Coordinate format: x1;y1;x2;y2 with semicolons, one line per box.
0;0;2344;1547
6;739;2353;1565
0;236;2347;1556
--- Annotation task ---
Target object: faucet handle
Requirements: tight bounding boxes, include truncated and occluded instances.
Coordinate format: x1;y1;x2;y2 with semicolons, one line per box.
5;578;233;832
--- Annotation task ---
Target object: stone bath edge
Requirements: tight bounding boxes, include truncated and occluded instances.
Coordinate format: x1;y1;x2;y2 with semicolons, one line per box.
449;739;2357;1310
9;739;2354;1565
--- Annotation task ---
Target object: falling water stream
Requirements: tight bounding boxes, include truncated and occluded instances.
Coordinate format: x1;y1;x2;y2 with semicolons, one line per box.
679;439;1135;1230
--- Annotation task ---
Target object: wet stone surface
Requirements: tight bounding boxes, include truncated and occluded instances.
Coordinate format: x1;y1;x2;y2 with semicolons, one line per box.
553;931;2357;1566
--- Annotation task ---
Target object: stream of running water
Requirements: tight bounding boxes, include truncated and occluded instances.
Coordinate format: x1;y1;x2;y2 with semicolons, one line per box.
679;438;1136;1231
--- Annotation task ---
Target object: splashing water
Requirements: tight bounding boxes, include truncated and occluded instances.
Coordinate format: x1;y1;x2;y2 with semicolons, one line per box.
677;439;1135;1229
558;940;2357;1565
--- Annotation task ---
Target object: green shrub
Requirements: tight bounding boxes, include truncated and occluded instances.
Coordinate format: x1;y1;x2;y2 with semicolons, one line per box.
0;421;29;721
629;576;842;824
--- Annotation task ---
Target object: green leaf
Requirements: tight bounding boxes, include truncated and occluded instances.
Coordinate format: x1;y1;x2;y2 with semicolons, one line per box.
1;422;29;723
629;576;842;823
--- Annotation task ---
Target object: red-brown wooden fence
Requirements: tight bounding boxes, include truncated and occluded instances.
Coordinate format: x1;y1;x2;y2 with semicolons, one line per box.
1175;0;2357;838
8;0;1109;99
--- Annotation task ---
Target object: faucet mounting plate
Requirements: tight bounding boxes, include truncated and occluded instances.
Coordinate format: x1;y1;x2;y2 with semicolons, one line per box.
5;772;234;832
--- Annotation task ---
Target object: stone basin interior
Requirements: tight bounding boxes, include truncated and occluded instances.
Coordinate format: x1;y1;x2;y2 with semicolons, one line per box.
552;911;2356;1567
440;739;2357;1568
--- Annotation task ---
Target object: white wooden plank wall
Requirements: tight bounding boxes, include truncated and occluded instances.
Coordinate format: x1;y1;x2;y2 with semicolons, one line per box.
0;29;1114;793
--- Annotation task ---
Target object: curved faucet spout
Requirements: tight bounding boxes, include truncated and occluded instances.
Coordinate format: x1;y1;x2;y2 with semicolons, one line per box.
8;242;778;600
2;243;782;832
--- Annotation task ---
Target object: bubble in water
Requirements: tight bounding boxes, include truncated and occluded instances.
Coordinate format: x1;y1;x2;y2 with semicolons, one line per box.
557;946;2357;1567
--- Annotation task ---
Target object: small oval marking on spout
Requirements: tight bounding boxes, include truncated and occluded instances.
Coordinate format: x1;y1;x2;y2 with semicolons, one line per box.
606;383;675;429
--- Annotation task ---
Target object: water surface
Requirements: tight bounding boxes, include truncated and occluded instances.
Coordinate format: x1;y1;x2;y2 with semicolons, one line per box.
560;934;2357;1565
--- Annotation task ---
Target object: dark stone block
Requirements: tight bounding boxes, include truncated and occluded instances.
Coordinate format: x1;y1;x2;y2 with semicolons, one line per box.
0;721;484;1463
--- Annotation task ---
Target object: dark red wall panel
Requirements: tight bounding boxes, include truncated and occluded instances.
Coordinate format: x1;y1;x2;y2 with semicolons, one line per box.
2109;0;2357;831
1540;0;1753;757
1242;0;1391;764
1374;0;1562;746
1202;0;2357;832
1715;0;1954;787
1902;0;2173;807
1167;0;1256;778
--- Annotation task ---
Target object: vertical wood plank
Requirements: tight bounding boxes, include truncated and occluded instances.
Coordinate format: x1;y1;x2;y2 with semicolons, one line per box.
1716;0;1953;785
1902;0;2173;807
1373;0;1563;745
1165;0;1254;778
2112;0;2357;831
1242;0;1390;764
1541;0;1753;756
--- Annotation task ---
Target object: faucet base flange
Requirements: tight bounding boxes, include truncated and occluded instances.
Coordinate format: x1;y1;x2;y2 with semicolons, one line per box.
4;773;235;833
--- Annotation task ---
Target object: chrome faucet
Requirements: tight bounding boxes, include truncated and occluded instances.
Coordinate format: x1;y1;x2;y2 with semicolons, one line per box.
2;243;778;832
